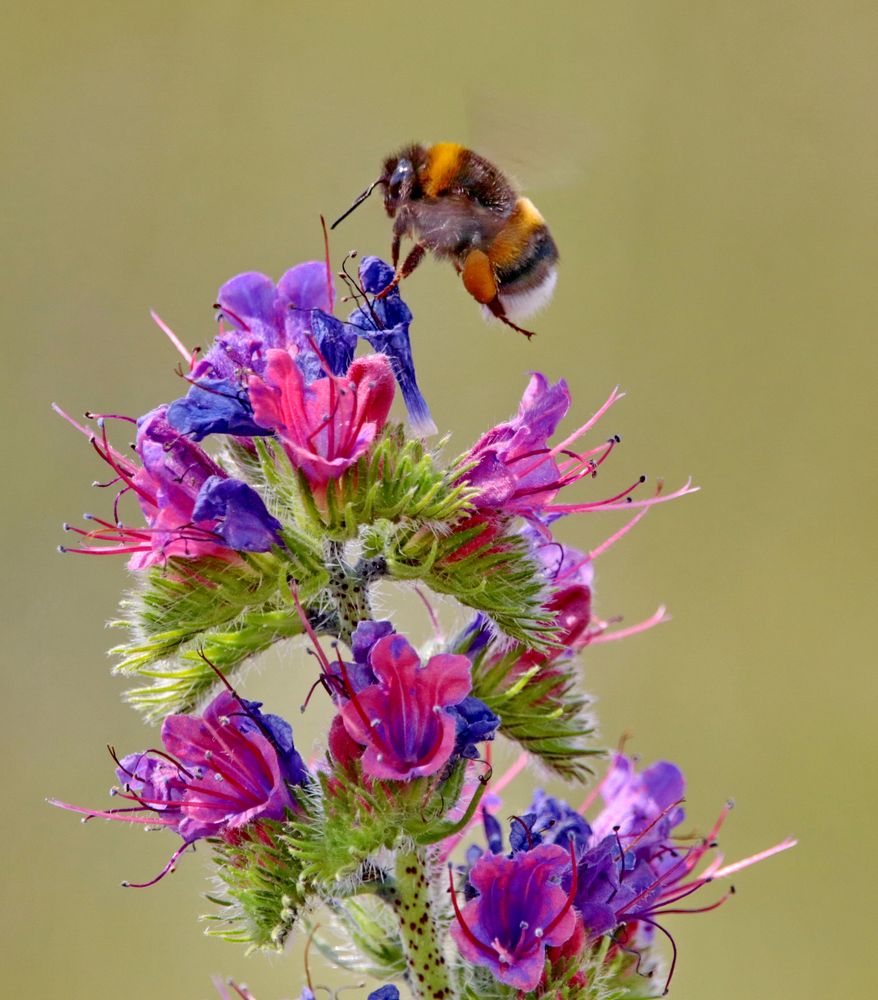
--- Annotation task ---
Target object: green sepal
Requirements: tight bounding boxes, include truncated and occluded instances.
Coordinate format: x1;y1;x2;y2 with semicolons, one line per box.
285;759;474;884
470;646;600;781
284;424;476;541
120;604;306;721
455;935;660;1000
110;547;326;720
111;544;322;673
384;518;557;649
528;935;662;1000
203;815;313;952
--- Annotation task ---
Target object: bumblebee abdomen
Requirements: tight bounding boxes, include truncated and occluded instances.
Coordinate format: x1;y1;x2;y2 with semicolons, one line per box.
487;197;559;319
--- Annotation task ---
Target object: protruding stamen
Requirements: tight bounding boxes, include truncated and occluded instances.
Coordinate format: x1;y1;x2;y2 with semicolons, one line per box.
447;865;495;958
542;837;579;937
121;840;193;889
150;309;193;366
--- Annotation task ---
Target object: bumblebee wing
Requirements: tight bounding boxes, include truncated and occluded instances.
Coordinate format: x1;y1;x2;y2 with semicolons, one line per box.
464;91;597;191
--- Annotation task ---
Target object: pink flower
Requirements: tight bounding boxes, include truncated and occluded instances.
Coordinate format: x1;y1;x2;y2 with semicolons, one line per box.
450;842;578;991
338;634;472;781
56;406;280;569
50;690;308;887
248;349;395;487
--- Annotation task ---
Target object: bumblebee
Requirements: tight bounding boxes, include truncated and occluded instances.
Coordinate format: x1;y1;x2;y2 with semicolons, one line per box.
331;142;558;337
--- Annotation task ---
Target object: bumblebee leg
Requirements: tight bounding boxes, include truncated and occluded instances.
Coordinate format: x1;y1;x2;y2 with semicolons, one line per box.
375;243;427;299
391;232;401;269
485;295;537;339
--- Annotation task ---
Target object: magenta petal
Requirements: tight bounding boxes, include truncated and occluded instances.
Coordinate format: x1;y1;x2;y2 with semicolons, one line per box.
339;635;474;781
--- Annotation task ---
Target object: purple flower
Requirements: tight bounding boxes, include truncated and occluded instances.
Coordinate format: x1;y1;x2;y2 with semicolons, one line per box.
458;378;696;524
338;634;473;780
577;757;794;989
167;261;344;441
456;754;795;991
450;843;578;991
200;262;334;382
589;753;685;849
191;476;283;552
51;690;309;887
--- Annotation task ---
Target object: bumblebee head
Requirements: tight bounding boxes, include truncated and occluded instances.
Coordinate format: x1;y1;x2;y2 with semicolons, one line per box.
331;144;426;229
381;154;416;216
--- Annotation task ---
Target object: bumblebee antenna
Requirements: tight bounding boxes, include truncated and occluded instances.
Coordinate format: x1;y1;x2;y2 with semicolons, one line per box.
330;178;383;229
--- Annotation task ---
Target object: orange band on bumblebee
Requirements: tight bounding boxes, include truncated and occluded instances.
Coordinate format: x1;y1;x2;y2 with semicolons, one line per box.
488;197;547;269
423;142;467;198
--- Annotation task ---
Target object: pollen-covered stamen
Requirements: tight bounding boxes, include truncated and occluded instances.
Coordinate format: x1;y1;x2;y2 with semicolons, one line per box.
653;888;735;917
448;865;496;959
85;411;137;425
510;387;625;486
617;846;710;918
636;877;722;914
89;422;155;507
299;673;339;713
554;437;619;482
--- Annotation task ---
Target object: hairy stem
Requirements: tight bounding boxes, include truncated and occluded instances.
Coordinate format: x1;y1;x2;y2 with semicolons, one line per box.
322;539;374;645
392;848;454;1000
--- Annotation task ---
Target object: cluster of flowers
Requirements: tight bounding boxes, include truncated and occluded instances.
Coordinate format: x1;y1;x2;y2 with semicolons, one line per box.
53;252;792;1000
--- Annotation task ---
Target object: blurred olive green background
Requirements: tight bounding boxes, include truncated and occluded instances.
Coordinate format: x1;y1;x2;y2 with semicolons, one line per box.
3;2;875;998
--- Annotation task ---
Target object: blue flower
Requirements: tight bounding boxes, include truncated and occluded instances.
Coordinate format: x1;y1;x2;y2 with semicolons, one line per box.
191;476;283;552
344;257;435;436
446;696;500;761
167;377;272;441
366;988;400;1000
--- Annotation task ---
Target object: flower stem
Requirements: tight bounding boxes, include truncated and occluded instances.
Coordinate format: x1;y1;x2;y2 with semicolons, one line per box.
392;847;454;1000
323;539;374;645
